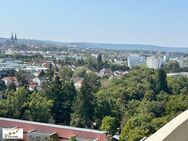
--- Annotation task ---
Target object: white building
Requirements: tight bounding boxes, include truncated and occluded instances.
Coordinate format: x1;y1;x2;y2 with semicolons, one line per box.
127;54;146;68
179;56;188;68
146;56;161;69
169;57;179;62
167;72;188;78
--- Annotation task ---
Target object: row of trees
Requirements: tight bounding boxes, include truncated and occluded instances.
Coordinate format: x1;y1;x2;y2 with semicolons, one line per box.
0;88;53;122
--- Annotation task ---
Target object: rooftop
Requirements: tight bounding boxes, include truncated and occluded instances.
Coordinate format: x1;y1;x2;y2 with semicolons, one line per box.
0;117;106;134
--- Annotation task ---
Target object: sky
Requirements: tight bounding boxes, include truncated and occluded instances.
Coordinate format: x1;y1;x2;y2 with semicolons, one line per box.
0;0;188;47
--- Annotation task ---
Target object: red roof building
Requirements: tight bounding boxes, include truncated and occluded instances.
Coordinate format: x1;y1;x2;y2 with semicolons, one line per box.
0;117;107;141
2;77;18;86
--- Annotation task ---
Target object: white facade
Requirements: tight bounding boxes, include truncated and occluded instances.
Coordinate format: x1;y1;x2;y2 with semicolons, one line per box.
146;56;161;69
127;54;146;68
167;72;188;78
179;56;188;68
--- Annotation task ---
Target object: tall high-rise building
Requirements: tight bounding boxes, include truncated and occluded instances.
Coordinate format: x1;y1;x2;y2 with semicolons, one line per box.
146;56;161;69
127;54;146;68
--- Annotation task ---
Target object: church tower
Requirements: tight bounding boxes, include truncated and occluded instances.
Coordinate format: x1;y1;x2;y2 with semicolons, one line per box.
10;33;17;47
11;33;14;43
14;33;17;45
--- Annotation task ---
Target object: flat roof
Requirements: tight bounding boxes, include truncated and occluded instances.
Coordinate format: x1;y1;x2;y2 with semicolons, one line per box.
0;117;106;134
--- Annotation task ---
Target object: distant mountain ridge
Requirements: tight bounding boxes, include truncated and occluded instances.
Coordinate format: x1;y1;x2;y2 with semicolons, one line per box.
63;42;188;53
0;37;188;53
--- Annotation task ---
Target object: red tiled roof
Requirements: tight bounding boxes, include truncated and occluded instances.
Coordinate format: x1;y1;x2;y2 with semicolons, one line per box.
2;77;17;82
0;117;107;141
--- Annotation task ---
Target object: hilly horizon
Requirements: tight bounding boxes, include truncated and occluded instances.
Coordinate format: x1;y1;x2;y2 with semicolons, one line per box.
0;37;188;53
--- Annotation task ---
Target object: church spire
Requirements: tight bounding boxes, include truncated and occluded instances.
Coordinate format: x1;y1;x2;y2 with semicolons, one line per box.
11;32;14;41
14;33;17;45
14;33;17;40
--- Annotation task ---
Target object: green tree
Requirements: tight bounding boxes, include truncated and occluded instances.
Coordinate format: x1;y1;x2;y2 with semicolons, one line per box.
95;88;123;129
7;82;16;91
42;78;62;123
120;113;154;141
97;54;103;71
167;76;188;95
85;55;96;69
73;66;88;78
0;100;8;116
6;87;29;119
46;62;54;81
69;136;77;141
61;80;77;124
97;54;103;64
71;73;100;128
27;92;53;122
162;60;181;73
59;67;73;80
100;116;117;135
168;61;181;72
151;116;168;131
180;86;188;95
82;72;101;93
44;78;76;125
166;95;188;115
7;69;16;77
155;69;168;93
15;71;28;88
38;69;45;77
0;80;6;91
71;84;95;127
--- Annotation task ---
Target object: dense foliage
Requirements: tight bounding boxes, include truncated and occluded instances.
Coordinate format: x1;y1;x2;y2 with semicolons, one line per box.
0;66;188;141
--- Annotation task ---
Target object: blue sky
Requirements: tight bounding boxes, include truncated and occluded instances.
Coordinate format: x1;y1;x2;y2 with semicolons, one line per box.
0;0;188;47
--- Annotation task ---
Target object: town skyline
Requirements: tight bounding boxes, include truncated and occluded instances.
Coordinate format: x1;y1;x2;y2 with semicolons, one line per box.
1;33;188;50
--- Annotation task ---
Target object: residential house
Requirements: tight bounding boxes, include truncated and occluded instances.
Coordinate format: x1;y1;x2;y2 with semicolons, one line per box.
74;79;83;89
28;83;38;91
99;69;113;77
2;77;18;86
